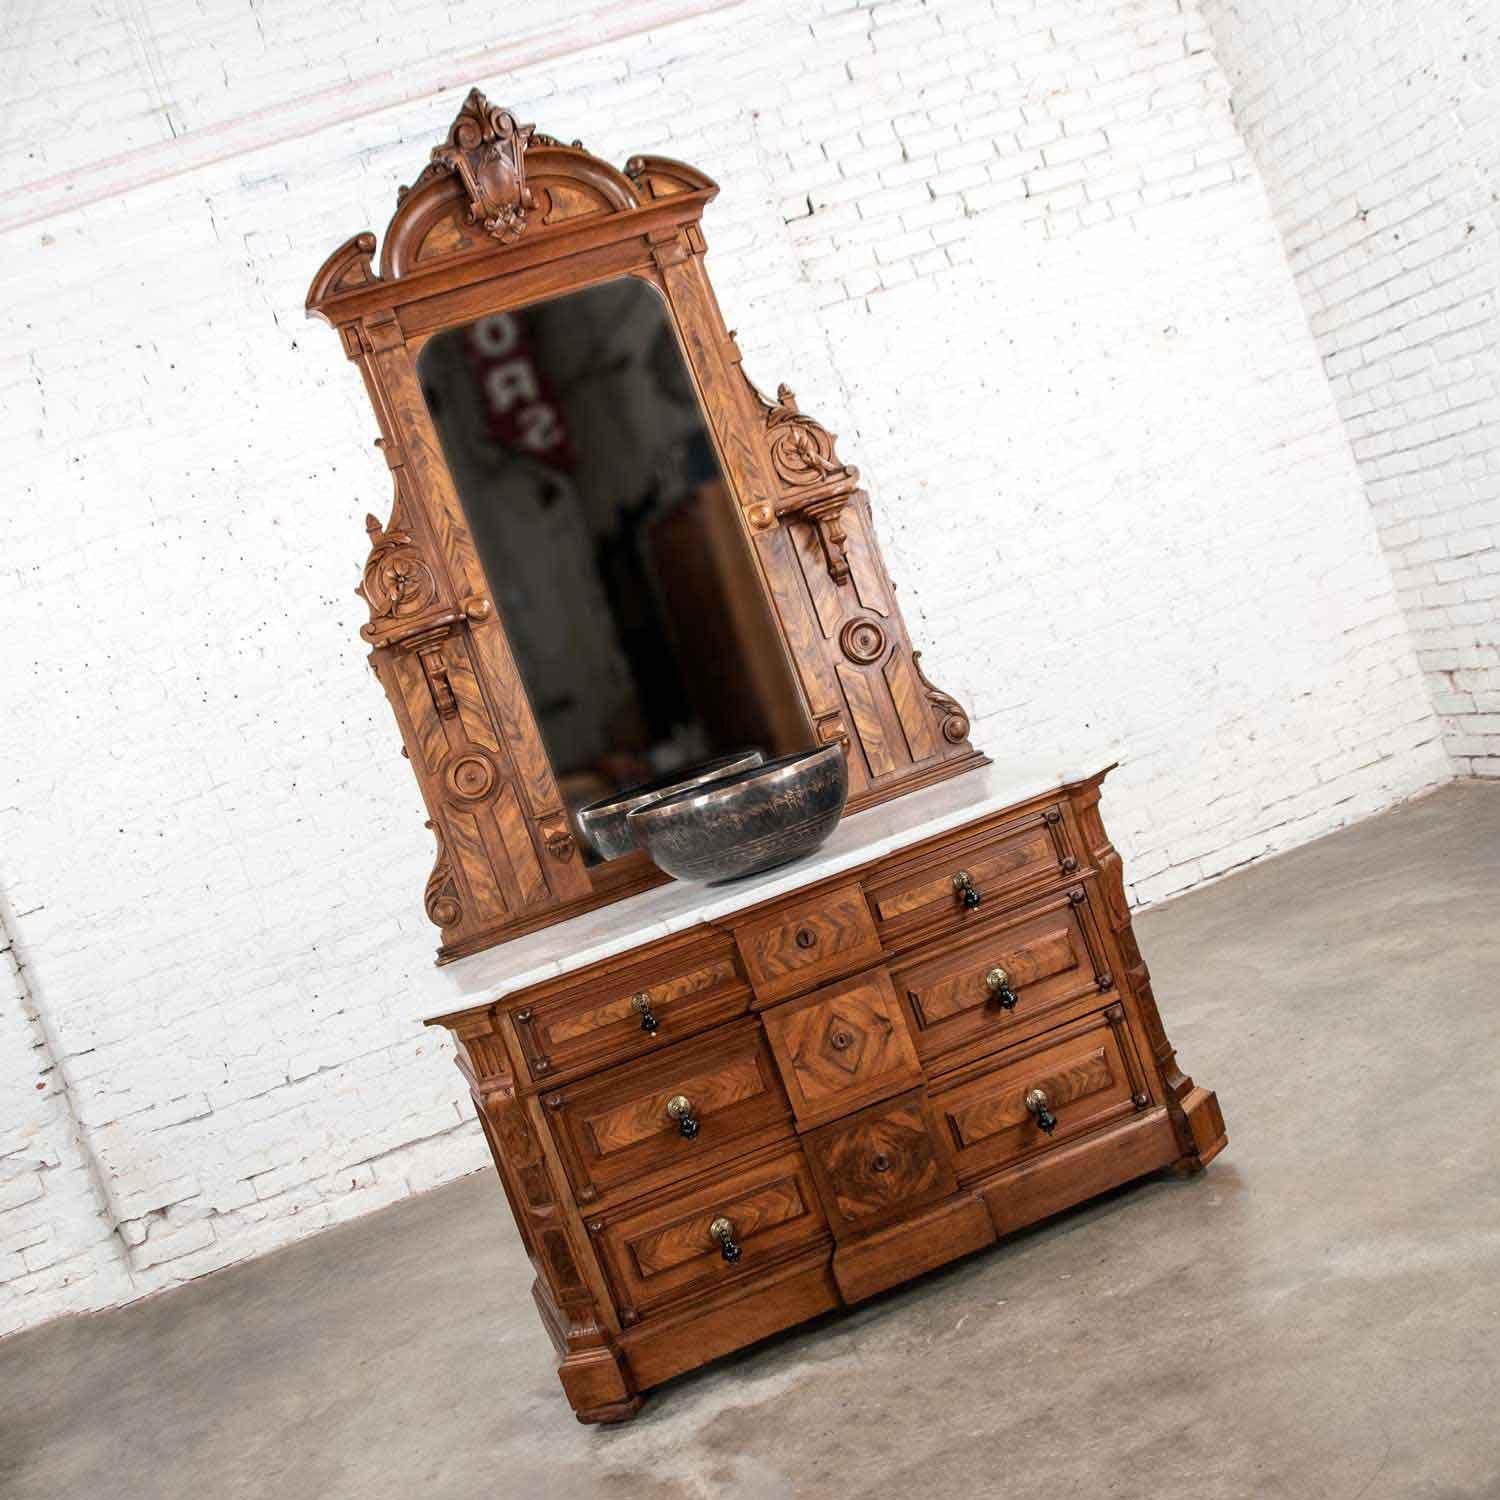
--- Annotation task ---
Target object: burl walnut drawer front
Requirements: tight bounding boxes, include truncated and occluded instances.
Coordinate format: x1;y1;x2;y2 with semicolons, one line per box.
864;805;1077;948
805;1088;958;1239
733;883;883;1004
762;967;923;1129
591;1146;829;1322
544;1021;791;1206
932;1005;1151;1183
511;935;749;1084
891;886;1113;1070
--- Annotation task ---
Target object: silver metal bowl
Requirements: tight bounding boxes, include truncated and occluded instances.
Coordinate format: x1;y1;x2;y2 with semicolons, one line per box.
574;750;765;861
626;743;849;883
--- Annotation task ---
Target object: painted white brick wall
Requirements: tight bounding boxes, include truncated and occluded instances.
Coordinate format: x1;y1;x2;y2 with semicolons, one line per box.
0;0;1451;1335
1202;0;1500;776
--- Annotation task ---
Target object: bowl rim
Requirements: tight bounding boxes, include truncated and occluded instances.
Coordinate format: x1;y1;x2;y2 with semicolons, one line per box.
625;743;847;827
575;748;766;824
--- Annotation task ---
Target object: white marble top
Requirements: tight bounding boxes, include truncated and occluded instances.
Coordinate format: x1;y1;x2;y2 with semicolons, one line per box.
425;760;1093;1021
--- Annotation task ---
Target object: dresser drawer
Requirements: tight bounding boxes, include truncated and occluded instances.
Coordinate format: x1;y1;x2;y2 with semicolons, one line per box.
543;1021;792;1207
804;1088;957;1239
892;885;1113;1070
932;1005;1151;1185
733;882;883;1004
590;1145;829;1323
864;804;1077;948
509;934;749;1085
762;967;922;1129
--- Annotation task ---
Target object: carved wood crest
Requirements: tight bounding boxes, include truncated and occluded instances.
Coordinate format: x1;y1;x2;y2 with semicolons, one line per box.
417;89;536;243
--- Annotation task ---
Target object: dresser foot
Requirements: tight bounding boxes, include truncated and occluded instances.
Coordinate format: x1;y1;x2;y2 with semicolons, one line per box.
1171;1084;1227;1173
574;1394;646;1425
556;1340;640;1425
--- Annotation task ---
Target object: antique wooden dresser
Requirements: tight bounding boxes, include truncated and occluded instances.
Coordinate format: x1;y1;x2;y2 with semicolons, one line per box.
307;90;1226;1423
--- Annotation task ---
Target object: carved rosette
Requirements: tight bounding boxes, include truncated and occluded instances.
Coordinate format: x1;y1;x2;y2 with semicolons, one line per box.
426;88;536;242
763;385;859;585
358;512;440;640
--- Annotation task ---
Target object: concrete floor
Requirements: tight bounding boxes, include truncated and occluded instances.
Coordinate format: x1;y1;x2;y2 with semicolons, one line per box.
3;782;1498;1500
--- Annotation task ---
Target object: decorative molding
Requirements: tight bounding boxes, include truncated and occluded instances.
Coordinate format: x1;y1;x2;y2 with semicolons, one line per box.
911;651;971;745
839;618;887;665
424;823;462;929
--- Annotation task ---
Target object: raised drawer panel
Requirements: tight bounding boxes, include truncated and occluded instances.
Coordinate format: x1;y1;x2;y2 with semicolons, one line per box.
762;967;922;1128
733;883;883;1003
544;1020;791;1206
510;934;749;1084
805;1088;957;1239
932;1005;1151;1185
892;886;1113;1070
591;1146;829;1323
864;805;1076;949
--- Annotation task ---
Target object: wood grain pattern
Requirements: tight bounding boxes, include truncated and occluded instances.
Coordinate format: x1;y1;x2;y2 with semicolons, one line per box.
734;883;882;1003
890;887;1116;1074
805;1089;956;1239
932;1007;1147;1183
865;808;1075;942
761;968;922;1128
544;1022;792;1206
307;89;982;960
592;1145;829;1320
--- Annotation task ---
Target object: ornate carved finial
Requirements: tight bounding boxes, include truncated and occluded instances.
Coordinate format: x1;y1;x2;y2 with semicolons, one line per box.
429;89;536;242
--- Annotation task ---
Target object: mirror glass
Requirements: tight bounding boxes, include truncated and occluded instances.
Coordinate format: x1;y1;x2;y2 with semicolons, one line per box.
418;278;809;858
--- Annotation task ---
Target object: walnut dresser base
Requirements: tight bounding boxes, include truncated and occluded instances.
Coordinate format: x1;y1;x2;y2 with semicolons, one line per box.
427;764;1226;1424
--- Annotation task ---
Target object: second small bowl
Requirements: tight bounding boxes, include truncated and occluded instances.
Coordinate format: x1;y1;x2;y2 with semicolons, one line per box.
626;744;849;883
575;750;765;861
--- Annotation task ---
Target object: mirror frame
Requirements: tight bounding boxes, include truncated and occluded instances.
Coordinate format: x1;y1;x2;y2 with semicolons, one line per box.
307;89;986;961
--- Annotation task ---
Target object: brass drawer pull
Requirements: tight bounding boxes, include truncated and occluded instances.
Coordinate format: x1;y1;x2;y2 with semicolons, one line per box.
952;869;982;910
985;966;1018;1011
1025;1087;1058;1135
666;1094;700;1139
709;1215;742;1263
631;991;659;1035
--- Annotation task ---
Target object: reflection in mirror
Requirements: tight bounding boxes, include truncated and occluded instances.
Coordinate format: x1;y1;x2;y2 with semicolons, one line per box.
418;278;810;861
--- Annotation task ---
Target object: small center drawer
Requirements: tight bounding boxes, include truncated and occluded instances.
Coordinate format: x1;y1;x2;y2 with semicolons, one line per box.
509;934;749;1084
762;967;922;1128
804;1088;957;1239
864;804;1077;949
931;1005;1151;1184
590;1145;829;1322
733;882;883;1003
891;885;1113;1070
543;1020;792;1206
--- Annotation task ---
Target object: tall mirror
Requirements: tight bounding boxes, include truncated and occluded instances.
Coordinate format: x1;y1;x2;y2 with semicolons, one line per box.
418;278;811;859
